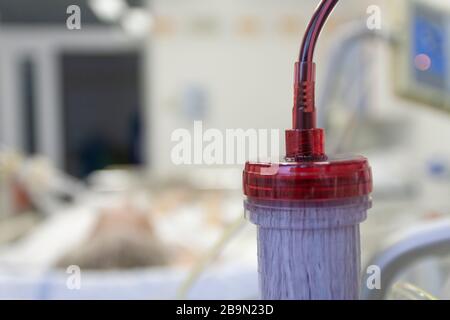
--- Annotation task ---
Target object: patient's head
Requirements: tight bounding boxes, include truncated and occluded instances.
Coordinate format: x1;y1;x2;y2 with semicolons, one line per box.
56;205;169;270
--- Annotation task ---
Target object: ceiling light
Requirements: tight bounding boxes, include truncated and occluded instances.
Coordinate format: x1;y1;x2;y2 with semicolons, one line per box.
89;0;128;22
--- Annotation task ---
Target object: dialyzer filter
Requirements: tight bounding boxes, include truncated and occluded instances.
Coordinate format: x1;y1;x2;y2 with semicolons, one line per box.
243;0;373;300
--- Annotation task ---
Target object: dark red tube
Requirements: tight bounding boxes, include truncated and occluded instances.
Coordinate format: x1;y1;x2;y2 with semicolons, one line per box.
293;0;339;131
289;0;339;160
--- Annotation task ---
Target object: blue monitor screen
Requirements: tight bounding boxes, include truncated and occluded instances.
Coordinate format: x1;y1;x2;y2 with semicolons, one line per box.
412;6;447;90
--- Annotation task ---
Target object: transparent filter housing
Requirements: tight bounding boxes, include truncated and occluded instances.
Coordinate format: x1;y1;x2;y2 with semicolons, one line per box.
244;156;373;300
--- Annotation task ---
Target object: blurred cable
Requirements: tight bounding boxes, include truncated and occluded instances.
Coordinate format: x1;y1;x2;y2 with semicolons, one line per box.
362;220;450;300
388;282;437;300
317;21;397;128
176;214;247;300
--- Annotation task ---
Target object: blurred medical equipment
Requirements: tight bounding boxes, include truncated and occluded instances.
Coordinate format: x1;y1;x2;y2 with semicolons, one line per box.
393;0;450;113
311;19;422;203
0;148;41;244
0;148;89;246
318;20;396;129
18;157;87;215
387;282;437;300
362;220;450;300
0;150;19;218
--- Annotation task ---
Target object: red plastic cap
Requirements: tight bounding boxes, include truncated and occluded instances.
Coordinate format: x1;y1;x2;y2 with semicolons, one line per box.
243;155;373;201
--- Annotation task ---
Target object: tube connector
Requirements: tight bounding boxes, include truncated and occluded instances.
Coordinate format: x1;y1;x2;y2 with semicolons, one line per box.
285;128;326;161
293;62;316;130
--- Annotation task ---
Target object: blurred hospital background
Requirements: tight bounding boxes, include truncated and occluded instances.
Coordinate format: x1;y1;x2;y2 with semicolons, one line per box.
1;0;450;299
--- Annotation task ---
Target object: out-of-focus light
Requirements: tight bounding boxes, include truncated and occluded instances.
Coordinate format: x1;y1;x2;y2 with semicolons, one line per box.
414;53;432;71
89;0;128;22
121;9;154;38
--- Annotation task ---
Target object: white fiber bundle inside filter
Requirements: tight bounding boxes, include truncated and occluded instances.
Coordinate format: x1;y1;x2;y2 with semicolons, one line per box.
246;197;371;300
